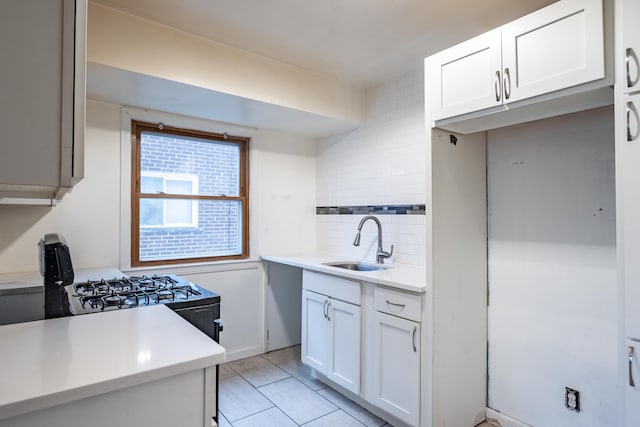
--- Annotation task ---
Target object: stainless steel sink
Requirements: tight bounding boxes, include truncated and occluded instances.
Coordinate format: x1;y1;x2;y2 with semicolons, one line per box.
323;261;392;272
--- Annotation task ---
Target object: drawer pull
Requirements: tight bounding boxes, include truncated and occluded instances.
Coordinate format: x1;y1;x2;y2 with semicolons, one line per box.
385;299;406;309
627;48;639;89
630;346;636;388
627;102;639;142
503;67;511;100
412;327;417;352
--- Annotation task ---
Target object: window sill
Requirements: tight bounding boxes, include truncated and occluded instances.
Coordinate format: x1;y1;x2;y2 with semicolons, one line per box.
121;258;261;276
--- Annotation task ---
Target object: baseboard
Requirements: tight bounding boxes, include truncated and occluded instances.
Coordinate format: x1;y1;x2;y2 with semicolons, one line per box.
485;408;533;427
223;345;265;362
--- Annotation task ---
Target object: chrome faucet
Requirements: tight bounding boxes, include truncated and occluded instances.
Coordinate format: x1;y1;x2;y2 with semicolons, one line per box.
353;215;394;264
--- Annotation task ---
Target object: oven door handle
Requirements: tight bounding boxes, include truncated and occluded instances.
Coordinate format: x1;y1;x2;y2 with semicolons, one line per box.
214;318;223;332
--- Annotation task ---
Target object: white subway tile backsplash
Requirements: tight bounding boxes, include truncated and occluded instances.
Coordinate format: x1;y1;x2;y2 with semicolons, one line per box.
316;214;426;267
315;68;427;267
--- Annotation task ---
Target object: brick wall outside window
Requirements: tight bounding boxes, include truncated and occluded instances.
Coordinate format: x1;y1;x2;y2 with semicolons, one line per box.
139;133;241;261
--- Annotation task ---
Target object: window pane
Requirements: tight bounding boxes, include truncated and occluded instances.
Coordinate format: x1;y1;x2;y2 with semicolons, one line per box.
140;176;163;193
140;199;163;226
166;179;193;195
165;199;194;225
140;131;240;196
139;199;242;262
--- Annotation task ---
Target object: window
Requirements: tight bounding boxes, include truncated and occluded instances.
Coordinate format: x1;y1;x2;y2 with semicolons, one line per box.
131;120;249;266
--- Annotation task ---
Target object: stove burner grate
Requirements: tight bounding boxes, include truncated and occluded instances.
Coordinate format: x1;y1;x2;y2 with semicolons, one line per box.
71;275;201;311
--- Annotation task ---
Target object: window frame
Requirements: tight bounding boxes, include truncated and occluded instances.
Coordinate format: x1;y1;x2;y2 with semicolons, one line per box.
130;120;250;267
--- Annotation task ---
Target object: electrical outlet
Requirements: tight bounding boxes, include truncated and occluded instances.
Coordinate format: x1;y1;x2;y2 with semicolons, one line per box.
565;387;581;412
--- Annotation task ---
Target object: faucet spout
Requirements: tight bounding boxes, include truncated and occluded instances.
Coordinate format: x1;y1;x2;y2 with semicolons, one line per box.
352;215;394;264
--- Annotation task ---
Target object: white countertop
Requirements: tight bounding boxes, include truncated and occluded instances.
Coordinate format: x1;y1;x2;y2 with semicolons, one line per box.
0;272;41;295
261;254;427;293
0;304;226;421
0;268;124;295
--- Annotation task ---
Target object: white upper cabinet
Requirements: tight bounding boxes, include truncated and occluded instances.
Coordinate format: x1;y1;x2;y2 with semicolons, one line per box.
428;29;502;121
623;0;640;94
0;0;86;204
427;0;610;130
501;0;605;103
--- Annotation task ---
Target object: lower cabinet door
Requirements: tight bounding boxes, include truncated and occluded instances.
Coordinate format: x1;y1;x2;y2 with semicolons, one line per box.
327;298;361;394
371;311;420;426
301;290;330;373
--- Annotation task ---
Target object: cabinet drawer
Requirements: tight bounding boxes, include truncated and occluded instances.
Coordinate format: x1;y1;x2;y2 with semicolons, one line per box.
303;270;360;305
374;286;421;322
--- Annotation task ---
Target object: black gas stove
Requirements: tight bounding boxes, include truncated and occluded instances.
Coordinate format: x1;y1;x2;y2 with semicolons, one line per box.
65;274;222;341
39;234;222;341
39;233;223;422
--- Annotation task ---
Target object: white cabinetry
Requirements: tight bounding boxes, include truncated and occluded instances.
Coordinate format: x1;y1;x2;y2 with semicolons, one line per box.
623;94;640;340
427;0;609;131
369;286;421;426
501;0;605;103
301;271;361;394
427;29;502;121
0;0;86;204
619;0;640;425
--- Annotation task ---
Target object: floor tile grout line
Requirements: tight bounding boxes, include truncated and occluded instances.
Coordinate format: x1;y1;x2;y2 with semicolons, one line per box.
221;346;384;427
237;376;303;426
299;407;342;426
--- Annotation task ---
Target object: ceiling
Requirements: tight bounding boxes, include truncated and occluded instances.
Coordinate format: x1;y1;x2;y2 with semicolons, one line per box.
90;0;557;88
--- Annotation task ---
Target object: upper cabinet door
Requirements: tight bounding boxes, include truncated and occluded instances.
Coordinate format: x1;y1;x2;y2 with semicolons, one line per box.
427;29;503;122
623;0;640;94
0;0;85;202
501;0;605;103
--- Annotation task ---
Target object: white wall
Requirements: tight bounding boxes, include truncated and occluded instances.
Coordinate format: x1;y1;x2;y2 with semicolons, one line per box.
316;69;427;266
88;2;364;127
0;100;122;272
487;107;618;426
0;99;317;361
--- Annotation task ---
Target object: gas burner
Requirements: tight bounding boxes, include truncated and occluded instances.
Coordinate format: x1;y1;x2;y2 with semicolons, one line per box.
155;289;175;302
102;294;126;310
79;295;103;310
138;283;160;292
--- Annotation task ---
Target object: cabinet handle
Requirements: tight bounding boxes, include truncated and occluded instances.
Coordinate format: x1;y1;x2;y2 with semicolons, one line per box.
503;67;511;100
627;48;639;89
323;299;328;319
412;327;417;352
326;301;331;322
627;102;639;142
630;346;636;388
494;70;502;102
385;299;406;309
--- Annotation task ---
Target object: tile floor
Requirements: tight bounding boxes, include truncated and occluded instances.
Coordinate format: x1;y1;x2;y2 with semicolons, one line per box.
218;345;494;427
218;345;392;427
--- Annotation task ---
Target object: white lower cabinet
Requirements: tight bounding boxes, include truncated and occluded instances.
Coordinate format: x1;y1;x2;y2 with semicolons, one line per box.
301;271;361;394
369;309;421;426
301;271;423;425
301;289;332;373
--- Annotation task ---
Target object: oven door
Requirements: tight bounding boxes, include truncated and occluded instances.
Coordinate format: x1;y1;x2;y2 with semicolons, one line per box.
171;303;221;342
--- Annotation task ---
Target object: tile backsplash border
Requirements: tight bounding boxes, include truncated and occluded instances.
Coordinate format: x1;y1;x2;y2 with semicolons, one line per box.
316;204;426;215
